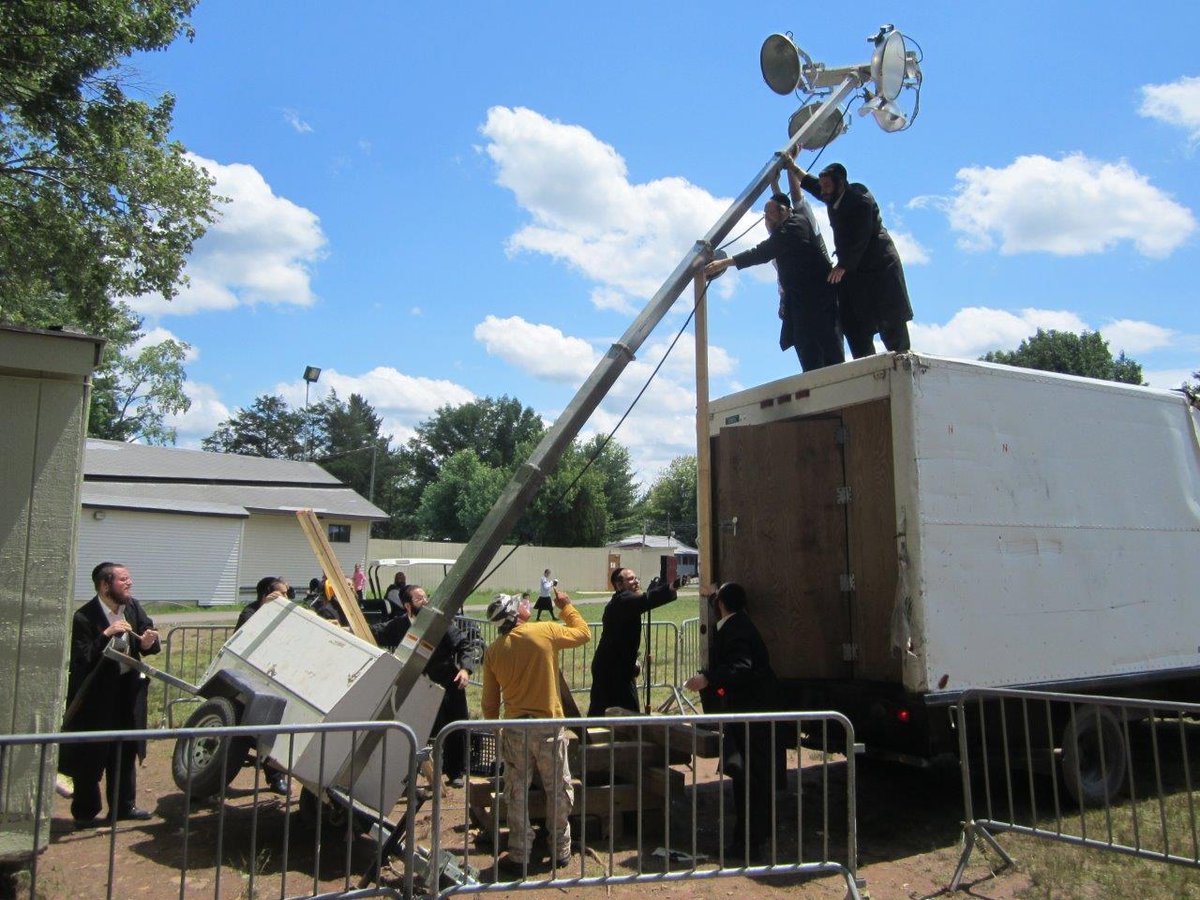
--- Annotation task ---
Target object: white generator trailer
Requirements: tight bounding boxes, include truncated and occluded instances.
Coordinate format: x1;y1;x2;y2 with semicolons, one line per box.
703;352;1200;800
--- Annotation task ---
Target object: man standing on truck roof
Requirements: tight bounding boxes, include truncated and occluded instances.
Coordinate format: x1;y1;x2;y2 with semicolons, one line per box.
791;158;913;358
704;182;843;373
684;582;781;863
59;562;160;829
483;589;590;876
587;567;678;716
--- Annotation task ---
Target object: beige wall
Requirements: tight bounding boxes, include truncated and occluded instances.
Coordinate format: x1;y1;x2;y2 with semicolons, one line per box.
367;538;691;597
0;326;102;863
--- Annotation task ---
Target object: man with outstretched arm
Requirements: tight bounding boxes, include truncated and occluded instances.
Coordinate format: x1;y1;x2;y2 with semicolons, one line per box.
704;181;843;372
791;158;913;358
588;567;678;716
482;588;590;876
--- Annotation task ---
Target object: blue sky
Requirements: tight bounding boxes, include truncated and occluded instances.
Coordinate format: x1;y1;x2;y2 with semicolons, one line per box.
129;2;1200;484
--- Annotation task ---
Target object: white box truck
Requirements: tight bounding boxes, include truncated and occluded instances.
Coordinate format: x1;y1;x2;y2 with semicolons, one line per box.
703;352;1200;773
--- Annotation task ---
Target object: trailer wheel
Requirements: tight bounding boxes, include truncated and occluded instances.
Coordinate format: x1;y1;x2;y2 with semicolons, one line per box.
1061;705;1127;806
297;787;374;838
172;697;251;798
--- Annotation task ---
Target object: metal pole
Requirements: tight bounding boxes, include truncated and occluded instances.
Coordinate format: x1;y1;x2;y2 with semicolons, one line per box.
391;75;863;696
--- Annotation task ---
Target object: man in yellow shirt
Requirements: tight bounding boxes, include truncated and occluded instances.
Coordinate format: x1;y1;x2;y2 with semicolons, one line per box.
482;588;590;876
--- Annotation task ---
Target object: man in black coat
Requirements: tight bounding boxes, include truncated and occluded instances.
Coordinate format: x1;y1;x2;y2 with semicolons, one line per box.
60;562;160;828
704;189;843;372
684;582;781;861
794;159;913;359
588;567;678;716
392;585;478;786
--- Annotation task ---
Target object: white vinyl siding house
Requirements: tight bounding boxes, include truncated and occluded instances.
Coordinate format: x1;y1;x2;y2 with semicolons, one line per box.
78;441;386;606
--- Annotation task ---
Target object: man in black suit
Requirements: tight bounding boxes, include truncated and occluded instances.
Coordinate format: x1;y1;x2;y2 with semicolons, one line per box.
587;567;678;716
684;582;781;862
392;585;478;787
59;562;160;828
793;159;913;359
704;187;843;373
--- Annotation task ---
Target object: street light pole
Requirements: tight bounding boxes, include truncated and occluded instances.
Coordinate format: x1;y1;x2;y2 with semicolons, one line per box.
302;366;321;460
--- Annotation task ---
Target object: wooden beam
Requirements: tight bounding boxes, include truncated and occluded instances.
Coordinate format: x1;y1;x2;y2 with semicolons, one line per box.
294;508;376;645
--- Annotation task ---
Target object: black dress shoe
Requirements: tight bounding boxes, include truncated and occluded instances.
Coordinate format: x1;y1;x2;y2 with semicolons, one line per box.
116;807;152;821
73;817;103;830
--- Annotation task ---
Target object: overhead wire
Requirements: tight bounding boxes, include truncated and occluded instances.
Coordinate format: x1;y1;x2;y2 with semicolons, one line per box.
471;278;712;593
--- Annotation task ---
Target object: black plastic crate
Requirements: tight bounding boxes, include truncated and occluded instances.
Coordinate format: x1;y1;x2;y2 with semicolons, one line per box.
469;731;501;777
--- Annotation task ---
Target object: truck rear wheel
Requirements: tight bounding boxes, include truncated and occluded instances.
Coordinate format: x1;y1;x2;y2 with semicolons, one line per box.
172;697;251;798
1061;705;1127;806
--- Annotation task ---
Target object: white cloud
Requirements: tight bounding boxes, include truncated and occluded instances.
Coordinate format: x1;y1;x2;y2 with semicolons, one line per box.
1139;75;1200;142
891;230;930;265
474;315;599;382
1099;319;1177;354
130;154;327;316
131;326;198;362
282;108;313;134
275;366;475;445
923;153;1195;258
909;307;1184;363
480;106;730;311
470;314;740;483
167;381;230;445
910;307;1090;358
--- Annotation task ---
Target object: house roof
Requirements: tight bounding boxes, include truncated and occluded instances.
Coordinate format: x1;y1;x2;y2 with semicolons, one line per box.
83;440;386;520
609;534;698;554
85;439;341;484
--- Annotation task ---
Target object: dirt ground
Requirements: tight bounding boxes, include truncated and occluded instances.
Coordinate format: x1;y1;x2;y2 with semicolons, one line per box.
4;741;1038;900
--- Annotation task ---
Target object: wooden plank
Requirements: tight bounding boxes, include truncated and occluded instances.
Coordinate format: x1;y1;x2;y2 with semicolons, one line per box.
841;400;902;682
294;508;376;645
612;720;722;759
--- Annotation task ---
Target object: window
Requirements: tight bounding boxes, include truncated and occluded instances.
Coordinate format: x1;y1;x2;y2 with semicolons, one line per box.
327;523;351;543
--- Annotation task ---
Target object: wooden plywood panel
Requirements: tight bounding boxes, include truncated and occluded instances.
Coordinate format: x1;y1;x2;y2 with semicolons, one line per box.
841;400;901;683
713;419;850;680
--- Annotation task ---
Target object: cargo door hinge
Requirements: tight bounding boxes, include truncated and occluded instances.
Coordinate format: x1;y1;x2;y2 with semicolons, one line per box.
842;643;859;662
840;573;856;593
836;486;852;505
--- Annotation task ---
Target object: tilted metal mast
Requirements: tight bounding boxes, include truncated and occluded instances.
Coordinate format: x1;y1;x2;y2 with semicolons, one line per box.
390;25;923;702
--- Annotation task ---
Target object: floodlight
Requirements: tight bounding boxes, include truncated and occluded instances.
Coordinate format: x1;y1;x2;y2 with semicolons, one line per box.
870;27;907;101
760;33;812;95
303;365;322;383
787;104;846;149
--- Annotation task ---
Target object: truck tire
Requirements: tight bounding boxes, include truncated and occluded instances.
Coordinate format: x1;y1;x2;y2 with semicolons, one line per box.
1061;705;1127;806
172;697;251;798
297;787;374;838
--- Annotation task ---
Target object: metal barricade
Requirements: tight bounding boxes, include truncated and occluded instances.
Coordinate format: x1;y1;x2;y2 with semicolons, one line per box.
430;711;862;897
951;687;1200;890
158;625;236;727
0;720;422;900
678;617;701;685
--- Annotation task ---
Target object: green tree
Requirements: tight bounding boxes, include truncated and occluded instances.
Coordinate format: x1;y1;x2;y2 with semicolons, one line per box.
639;455;698;547
0;0;217;319
416;450;508;542
981;330;1143;385
89;330;191;444
202;395;308;460
393;396;544;535
579;435;640;541
523;441;610;547
311;391;405;534
0;0;220;441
